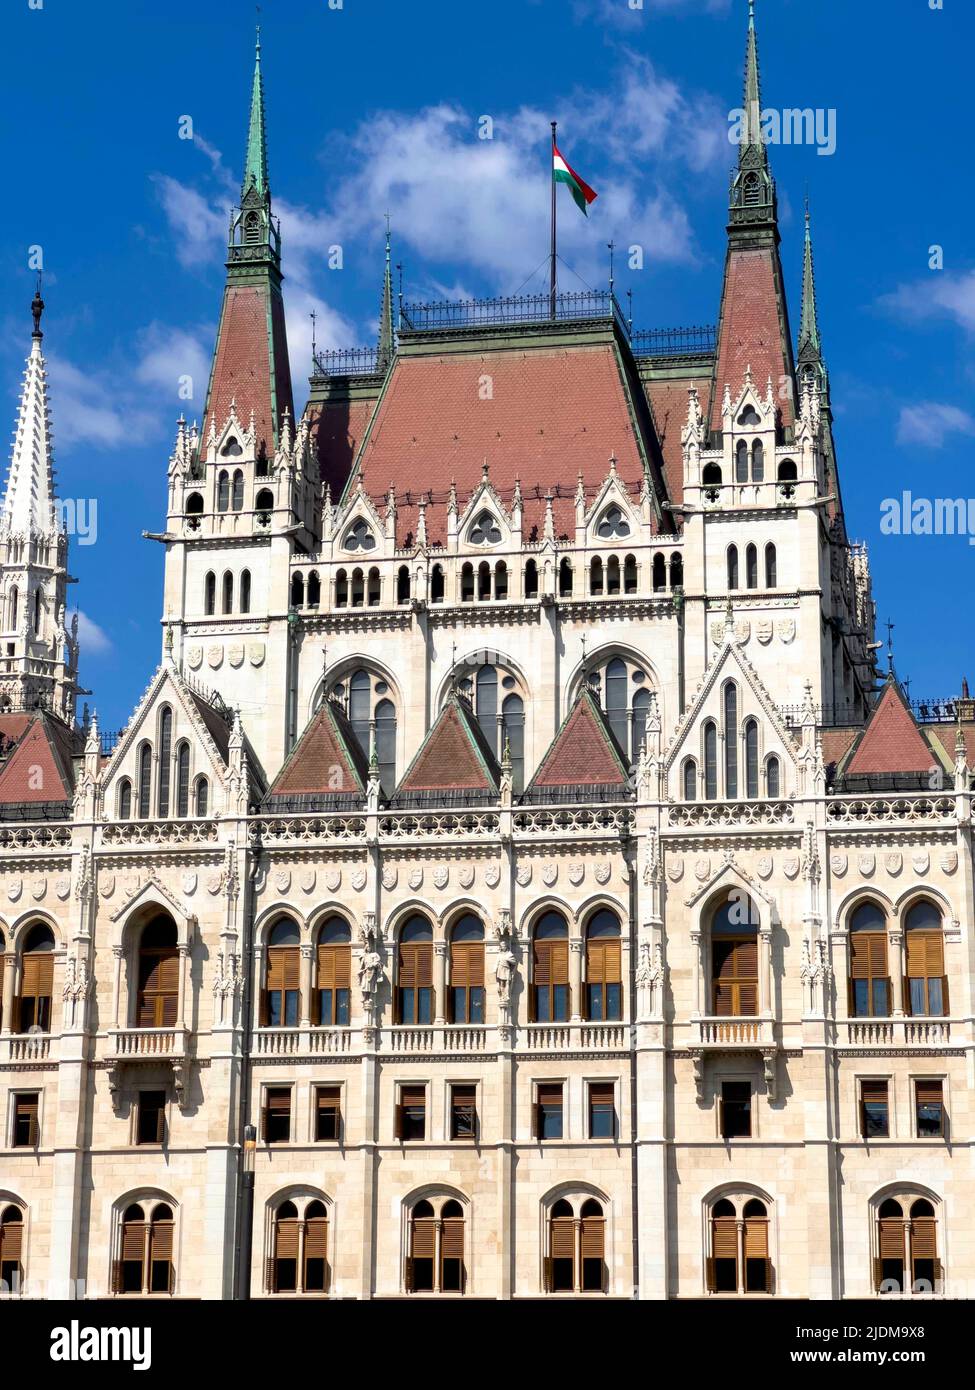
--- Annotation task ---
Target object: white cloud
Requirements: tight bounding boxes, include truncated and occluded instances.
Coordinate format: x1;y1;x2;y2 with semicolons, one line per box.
133;323;214;413
879;270;975;335
571;0;730;26
151;174;228;270
74;610;112;656
47;355;155;449
896;402;975;449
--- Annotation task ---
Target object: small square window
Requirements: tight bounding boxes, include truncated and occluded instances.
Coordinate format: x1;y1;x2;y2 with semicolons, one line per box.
315;1086;341;1142
136;1091;166;1145
588;1083;616;1140
720;1081;751;1139
915;1081;944;1138
263;1088;292;1144
450;1084;477;1140
536;1084;564;1141
12;1094;39;1148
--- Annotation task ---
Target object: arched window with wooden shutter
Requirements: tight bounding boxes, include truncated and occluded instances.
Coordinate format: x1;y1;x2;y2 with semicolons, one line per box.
707;1198;739;1293
440;1199;465;1293
407;1199;436;1293
875;1198;905;1293
580;1198;605;1292
449;915;484;1024
743;1198;772;1292
264;918;300;1027
397;916;433;1025
546;1199;576;1293
269;1200;298;1293
711;897;759;1017
303;1200;329;1293
585;910;622;1022
135;918;179;1028
909;1198;940;1294
532;911;569;1022
849;901;890;1018
115;1203;147;1295
18;924;55;1033
315;917;351;1027
0;1205;24;1294
148;1204;174;1294
905;900;947;1017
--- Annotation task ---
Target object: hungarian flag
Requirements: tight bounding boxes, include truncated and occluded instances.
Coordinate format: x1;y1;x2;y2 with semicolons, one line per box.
553;142;598;215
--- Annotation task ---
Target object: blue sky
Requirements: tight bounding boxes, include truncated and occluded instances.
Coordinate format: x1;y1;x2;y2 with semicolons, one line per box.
1;0;972;730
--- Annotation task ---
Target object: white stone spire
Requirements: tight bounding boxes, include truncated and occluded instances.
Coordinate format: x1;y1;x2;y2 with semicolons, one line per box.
2;288;59;538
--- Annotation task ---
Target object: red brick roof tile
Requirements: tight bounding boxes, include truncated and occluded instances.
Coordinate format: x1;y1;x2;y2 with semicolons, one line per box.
819;726;860;769
268;699;367;799
353;343;660;546
307;396;380;497
529;689;630;790
844;680;934;776
0;713;76;804
202;282;293;458
644;373;712;506
396;698;499;795
710;248;795;431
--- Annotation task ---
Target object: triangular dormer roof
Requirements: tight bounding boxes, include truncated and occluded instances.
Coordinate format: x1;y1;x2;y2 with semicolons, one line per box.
265;698;368;810
391;694;500;806
523;686;631;804
839;675;936;782
0;712;78;809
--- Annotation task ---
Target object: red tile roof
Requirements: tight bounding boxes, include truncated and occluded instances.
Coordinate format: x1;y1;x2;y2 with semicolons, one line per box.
644;373;712;506
927;722;975;766
268;699;367;800
202;282;294;458
307;396;379;497
528;688;630;791
819;726;860;769
710;247;795;431
352;342;661;546
395;697;499;795
844;680;934;776
0;713;76;804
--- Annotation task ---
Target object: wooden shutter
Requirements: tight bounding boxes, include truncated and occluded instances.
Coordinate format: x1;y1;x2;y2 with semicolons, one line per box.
21;954;53;997
441;1217;464;1259
393;1104;404;1140
121;1220;146;1262
267;948;299;991
581;1216;605;1260
304;1217;328;1260
451;943;484;990
17;1094;39;1145
0;1218;23;1263
872;1257;883;1293
712;1217;737;1260
705;1257;716;1293
411;1218;436;1259
744;1218;768;1259
906;930;943;978
915;1079;943;1106
275;1217;299;1260
265;1256;277;1294
111;1260;124;1295
542;1256;554;1292
879;1218;904;1259
587;940;621;986
911;1217;937;1260
138;949;179;1027
404;1256;414;1293
861;1080;888;1102
851;932;887;978
317;944;351;991
150;1220;173;1262
550;1218;575;1259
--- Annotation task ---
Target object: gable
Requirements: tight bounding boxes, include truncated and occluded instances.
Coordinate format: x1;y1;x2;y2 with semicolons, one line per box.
0;713;76;807
393;698;499;802
267;699;368;805
842;679;934;777
526;690;630;801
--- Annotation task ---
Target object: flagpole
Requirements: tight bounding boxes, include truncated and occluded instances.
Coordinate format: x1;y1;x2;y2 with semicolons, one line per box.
550;121;557;320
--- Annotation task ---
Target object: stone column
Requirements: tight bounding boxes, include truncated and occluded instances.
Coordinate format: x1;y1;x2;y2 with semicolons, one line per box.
433;941;447;1025
569;937;584;1022
175;942;190;1031
760;925;773;1016
889;929;904;1016
299;943;314;1026
1;952;16;1033
111;945;124;1029
690;929;703;1015
736;1220;746;1295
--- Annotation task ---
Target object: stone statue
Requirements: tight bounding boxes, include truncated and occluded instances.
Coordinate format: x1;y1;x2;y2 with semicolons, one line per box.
495;945;517;1005
358;949;383;1004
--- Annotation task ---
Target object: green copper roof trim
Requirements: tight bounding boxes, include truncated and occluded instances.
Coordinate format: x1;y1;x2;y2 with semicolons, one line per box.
243;29;269;200
377;227;396;371
798;204;822;359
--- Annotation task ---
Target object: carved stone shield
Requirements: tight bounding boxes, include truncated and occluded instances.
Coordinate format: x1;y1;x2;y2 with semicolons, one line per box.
830;853;847;877
55;877;71;900
666;857;684;883
186;645;203;670
594;862;611;886
757;620;773;645
694;857;711;882
735;620;751;644
382;866;398;890
912;851;930;876
941;850;958;874
248;643;266;667
228;644;245;669
182;872;198;896
857;853;875;877
757;856;773;880
783;857;800;879
207;872;223;895
274;869;291;894
408;867;423;890
301;870;317;894
541;863;558;887
459;865;476;890
777;619;796;644
516;864;532;887
207;645;223;669
569;863;585;886
30;877;46;902
434;866;449;890
710;621;724;646
326;869;341;893
884;852;903;876
351;868;367;892
485;864;501;889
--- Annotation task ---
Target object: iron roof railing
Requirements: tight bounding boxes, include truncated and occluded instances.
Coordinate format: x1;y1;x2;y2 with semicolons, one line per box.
631;324;717;357
398;290;630;336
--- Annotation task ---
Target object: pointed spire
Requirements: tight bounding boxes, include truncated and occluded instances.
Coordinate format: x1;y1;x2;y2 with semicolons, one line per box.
2;288;58;537
377;218;395;372
243;28;269;200
798;201;820;358
729;0;776;229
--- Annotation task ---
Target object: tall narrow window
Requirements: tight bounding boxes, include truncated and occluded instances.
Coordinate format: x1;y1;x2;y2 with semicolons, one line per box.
745;544;758;589
397;565;411;604
631;689;651;765
704;722;718;800
303;1201;330;1293
396;1086;426;1141
475;665;498;753
204;572;215;615
240;570;251;613
588;1083;616;1139
590;557;604;596
652;553;666;592
195;775;209;816
580;1200;606;1292
264;919;300;1027
860;1080;889;1138
727;546;739;590
546;1199;574;1291
605;658;628;754
315;1087;341;1141
367;567;381;606
915;1080;945;1138
751;440;764;482
743;1199;771;1292
461;563;474;602
375;698;397;796
535;1084;564;1140
449;915;485;1024
477;562;491;601
724;684;738;798
136;919;179;1027
532;912;569;1022
0;1206;23;1293
905;901;947;1017
735;440;749;483
157;708;172;818
316;918;351;1026
431;564;445;603
222;571;233;614
450;1086;477;1141
764;543;777;588
585;910;622;1022
136;1090;167;1146
624;554;638;593
349;669;371;754
720;1081;752;1138
876;1198;905;1292
711;897;759;1016
18;925;54;1033
397;917;433;1025
765;755;780;798
909;1199;940;1292
502;694;525;793
175;743;189;818
744;719;759;798
262;1087;292;1144
269;1201;298;1292
559;558;573;597
217;471;229;512
495;561;508;599
709;1199;739;1293
849;902;889;1018
12;1093;39;1148
683;760;698;800
117;778;132;819
524;560;539;598
138;742;152;819
231;470;244;510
